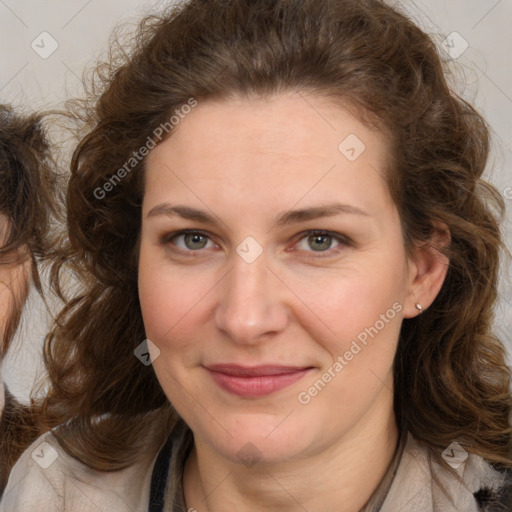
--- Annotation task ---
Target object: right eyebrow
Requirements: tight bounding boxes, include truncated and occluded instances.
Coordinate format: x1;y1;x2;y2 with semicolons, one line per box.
146;204;217;223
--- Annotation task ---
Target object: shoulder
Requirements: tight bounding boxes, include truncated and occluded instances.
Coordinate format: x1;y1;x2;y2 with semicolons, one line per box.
381;433;512;512
454;443;512;510
0;417;171;512
431;441;512;511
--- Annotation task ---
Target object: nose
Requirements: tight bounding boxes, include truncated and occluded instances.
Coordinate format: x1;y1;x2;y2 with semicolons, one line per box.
214;251;289;345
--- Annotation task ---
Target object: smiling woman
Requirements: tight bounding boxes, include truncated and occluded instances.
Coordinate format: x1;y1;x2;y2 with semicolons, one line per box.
2;0;511;511
137;98;423;491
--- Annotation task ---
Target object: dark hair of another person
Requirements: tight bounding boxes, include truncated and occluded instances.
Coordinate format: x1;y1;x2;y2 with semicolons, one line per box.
0;104;59;492
44;0;511;477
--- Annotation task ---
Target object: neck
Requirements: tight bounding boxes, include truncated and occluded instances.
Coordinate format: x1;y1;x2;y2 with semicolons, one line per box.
183;382;399;512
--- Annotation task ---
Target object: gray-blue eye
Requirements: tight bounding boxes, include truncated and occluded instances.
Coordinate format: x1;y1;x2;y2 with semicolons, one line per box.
295;231;345;252
171;232;214;251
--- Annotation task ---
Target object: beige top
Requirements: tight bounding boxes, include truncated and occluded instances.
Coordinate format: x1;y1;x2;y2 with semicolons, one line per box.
0;415;169;512
0;416;507;511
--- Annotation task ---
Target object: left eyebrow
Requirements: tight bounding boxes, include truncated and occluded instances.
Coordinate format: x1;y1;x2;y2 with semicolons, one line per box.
274;204;369;227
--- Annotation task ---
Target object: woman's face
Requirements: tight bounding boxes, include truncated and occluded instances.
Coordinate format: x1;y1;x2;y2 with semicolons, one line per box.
138;93;422;465
0;214;28;354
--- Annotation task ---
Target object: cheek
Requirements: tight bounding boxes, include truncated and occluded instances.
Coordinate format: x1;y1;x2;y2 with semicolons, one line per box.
0;262;29;351
137;247;212;353
289;262;406;339
293;272;403;430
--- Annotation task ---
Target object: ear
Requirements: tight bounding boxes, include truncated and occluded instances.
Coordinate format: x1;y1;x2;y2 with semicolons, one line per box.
402;221;451;319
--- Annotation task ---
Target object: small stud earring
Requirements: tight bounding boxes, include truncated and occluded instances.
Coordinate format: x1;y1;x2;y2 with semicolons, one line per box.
415;303;423;313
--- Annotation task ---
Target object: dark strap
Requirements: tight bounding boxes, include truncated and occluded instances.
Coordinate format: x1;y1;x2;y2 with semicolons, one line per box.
148;433;174;512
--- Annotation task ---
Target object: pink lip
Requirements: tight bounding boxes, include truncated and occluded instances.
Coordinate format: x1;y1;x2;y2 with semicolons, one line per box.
205;364;312;397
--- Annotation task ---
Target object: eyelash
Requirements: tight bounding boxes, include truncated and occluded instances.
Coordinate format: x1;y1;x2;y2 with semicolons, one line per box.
161;229;351;258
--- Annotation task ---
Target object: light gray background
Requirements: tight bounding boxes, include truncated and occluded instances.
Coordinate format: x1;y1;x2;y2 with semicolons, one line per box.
1;0;511;401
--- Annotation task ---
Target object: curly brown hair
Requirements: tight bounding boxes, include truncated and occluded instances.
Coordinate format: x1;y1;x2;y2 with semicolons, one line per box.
45;0;512;474
0;104;60;492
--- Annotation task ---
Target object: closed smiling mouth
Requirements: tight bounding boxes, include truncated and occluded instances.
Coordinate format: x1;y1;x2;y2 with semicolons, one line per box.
203;364;314;397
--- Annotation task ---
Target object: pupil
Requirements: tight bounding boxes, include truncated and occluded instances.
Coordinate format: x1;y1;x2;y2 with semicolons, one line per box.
310;234;331;251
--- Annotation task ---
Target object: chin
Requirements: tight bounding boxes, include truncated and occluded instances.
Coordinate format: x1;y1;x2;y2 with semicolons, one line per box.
199;413;320;466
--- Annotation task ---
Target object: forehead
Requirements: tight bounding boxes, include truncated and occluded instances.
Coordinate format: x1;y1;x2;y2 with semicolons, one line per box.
143;93;393;218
